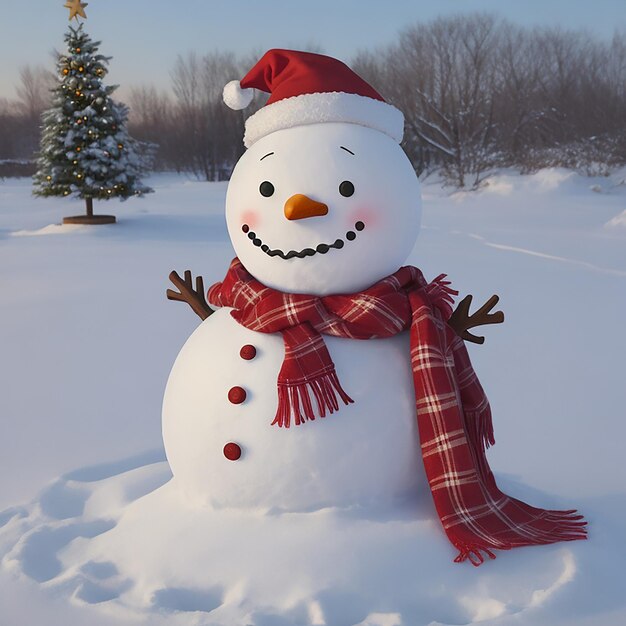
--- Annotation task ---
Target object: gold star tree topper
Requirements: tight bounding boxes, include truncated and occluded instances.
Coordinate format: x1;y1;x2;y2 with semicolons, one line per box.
64;0;88;21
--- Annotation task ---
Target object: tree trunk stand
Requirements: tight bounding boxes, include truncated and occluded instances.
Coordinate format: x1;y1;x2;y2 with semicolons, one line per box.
63;197;116;225
63;214;116;224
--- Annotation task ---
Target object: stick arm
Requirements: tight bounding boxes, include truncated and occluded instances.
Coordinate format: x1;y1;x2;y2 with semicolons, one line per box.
448;294;504;344
166;270;214;321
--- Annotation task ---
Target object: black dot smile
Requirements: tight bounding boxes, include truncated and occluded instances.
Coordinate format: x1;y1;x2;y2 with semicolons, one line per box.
241;222;366;260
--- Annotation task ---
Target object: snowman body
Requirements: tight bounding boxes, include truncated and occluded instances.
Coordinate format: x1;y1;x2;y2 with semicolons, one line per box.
163;120;427;511
162;308;428;511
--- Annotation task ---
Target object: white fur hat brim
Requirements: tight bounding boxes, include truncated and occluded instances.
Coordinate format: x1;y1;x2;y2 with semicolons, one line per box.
242;91;404;147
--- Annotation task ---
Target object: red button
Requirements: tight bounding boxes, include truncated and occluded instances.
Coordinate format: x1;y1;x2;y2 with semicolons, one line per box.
223;442;242;461
228;386;247;404
240;344;257;360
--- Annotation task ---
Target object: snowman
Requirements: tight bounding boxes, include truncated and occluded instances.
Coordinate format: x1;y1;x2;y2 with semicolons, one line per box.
164;50;586;565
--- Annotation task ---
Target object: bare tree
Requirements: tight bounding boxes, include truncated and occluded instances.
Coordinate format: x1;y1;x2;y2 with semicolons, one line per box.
168;51;249;180
128;85;176;170
0;99;17;163
16;65;55;121
505;27;626;174
11;65;57;161
355;14;502;188
355;16;626;183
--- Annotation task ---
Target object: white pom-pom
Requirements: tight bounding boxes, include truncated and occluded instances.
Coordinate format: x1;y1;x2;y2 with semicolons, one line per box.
223;80;254;110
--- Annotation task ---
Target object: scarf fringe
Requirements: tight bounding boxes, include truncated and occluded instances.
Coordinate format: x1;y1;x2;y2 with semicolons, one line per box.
451;405;586;565
466;408;495;452
453;541;498;566
272;371;354;428
464;408;496;483
450;508;588;566
425;274;458;320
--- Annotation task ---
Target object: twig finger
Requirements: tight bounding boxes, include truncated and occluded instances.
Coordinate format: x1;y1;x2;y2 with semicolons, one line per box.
474;294;500;317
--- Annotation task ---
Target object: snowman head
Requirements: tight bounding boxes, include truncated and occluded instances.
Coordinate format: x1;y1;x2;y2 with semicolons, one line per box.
223;50;421;296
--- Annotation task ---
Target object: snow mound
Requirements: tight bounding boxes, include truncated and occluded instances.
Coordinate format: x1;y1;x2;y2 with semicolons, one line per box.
480;177;515;196
446;167;626;201
11;223;89;237
605;209;626;229
478;168;591;197
525;168;576;191
1;455;623;626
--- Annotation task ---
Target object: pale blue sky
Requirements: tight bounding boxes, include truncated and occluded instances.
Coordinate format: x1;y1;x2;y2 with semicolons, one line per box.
1;0;625;101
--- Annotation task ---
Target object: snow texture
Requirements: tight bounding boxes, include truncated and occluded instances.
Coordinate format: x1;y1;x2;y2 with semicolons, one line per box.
1;168;625;626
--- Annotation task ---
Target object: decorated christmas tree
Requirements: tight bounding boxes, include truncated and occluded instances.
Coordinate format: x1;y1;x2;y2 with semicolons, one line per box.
33;13;153;224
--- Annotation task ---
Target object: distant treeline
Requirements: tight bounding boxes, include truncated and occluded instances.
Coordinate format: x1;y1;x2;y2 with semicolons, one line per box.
354;14;626;187
2;14;625;188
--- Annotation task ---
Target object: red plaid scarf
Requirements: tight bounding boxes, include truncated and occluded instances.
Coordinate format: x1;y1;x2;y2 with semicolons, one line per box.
208;258;587;565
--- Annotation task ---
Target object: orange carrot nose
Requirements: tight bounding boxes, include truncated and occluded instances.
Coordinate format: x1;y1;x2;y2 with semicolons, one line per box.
284;194;329;220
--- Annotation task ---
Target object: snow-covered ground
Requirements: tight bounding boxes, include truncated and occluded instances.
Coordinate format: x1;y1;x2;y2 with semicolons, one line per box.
0;169;625;625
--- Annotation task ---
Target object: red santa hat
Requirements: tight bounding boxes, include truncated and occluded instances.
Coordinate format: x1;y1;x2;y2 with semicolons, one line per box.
223;49;404;148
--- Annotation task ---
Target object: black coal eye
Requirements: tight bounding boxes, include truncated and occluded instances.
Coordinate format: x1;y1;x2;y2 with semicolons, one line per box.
259;181;274;197
339;180;355;197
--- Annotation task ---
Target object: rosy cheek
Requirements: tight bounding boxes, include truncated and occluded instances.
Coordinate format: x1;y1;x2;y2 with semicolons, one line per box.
346;206;380;229
240;209;261;230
